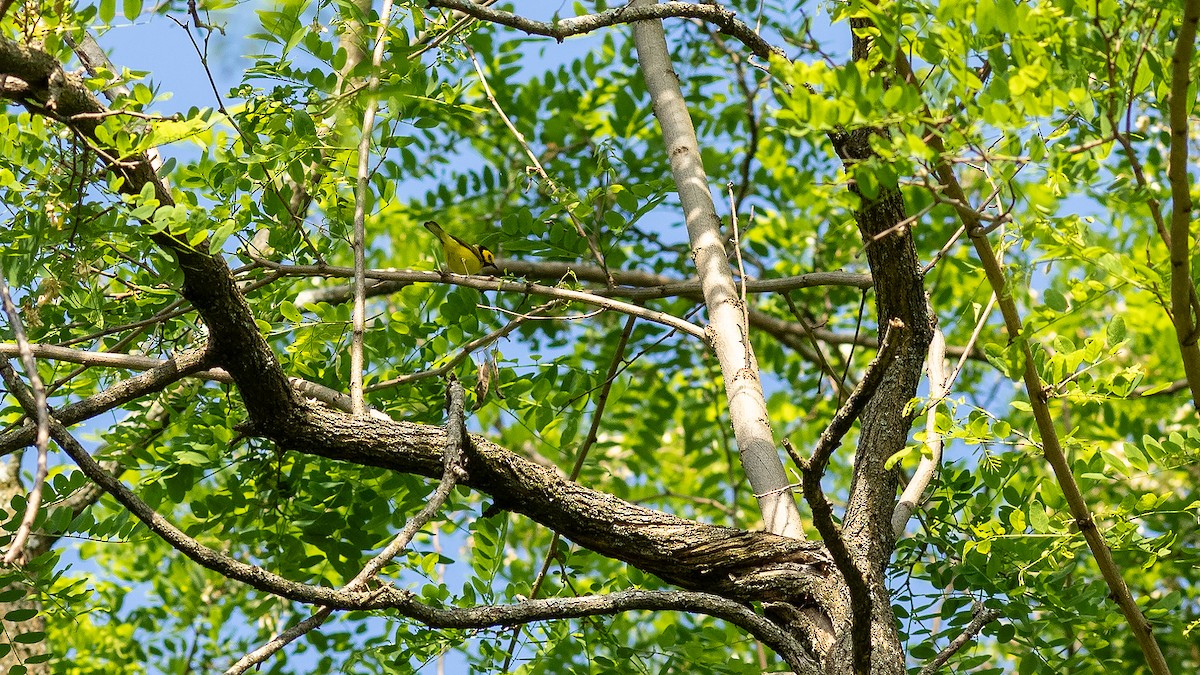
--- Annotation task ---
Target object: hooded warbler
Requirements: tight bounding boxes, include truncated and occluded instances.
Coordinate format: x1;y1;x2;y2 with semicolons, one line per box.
423;221;498;275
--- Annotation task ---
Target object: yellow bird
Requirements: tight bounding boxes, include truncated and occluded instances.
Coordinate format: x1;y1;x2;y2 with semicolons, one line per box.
423;221;498;275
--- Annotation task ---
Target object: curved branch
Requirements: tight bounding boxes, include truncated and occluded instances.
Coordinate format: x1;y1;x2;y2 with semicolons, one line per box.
3;364;820;672
0;35;301;428
425;0;786;60
797;319;906;675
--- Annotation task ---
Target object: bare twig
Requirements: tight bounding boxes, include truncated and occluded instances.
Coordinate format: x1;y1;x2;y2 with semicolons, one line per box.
780;292;851;402
366;301;561;392
425;0;785;60
0;274;49;565
258;261;706;339
224;379;470;674
295;261;872;306
501;314;637;671
0;345;391;456
349;0;400;415
893;318;947;537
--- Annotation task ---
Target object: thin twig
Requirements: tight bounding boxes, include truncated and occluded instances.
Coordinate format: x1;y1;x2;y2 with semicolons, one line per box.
225;378;471;674
892;47;1172;672
257;260;706;339
295;261;872;306
349;0;401;415
467;49;613;285
780;292;851;403
0;274;50;565
365;301;561;392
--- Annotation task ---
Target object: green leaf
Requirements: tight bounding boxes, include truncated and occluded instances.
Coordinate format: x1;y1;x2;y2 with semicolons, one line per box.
1043;287;1067;312
2;608;36;622
122;0;143;20
1106;315;1126;346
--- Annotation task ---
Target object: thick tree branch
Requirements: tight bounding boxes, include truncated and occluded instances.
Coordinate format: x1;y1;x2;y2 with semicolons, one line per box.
797;319;905;675
268;402;833;603
3;364;820;671
0;35;301;429
631;0;803;539
425;0;785;60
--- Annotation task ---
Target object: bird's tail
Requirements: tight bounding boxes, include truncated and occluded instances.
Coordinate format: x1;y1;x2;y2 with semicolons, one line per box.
423;221;445;238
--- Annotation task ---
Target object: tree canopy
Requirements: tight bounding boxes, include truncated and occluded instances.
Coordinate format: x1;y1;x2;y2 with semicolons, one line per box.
0;0;1198;673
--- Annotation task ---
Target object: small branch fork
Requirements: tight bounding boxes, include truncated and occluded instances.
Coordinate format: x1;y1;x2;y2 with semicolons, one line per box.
787;318;906;675
224;378;471;674
917;603;1002;675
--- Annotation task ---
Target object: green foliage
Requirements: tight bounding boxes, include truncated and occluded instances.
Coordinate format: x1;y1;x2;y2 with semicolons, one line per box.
1;0;1198;672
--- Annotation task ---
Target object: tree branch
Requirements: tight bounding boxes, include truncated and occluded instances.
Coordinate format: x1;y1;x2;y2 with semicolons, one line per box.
917;604;1002;675
0;275;50;565
631;0;803;539
1165;0;1200;407
424;0;786;60
893;321;947;537
0;35;302;430
294;260;871;305
0;345;392;455
891;42;1171;675
3;360;820;671
795;318;905;675
225;378;469;674
260;260;706;339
